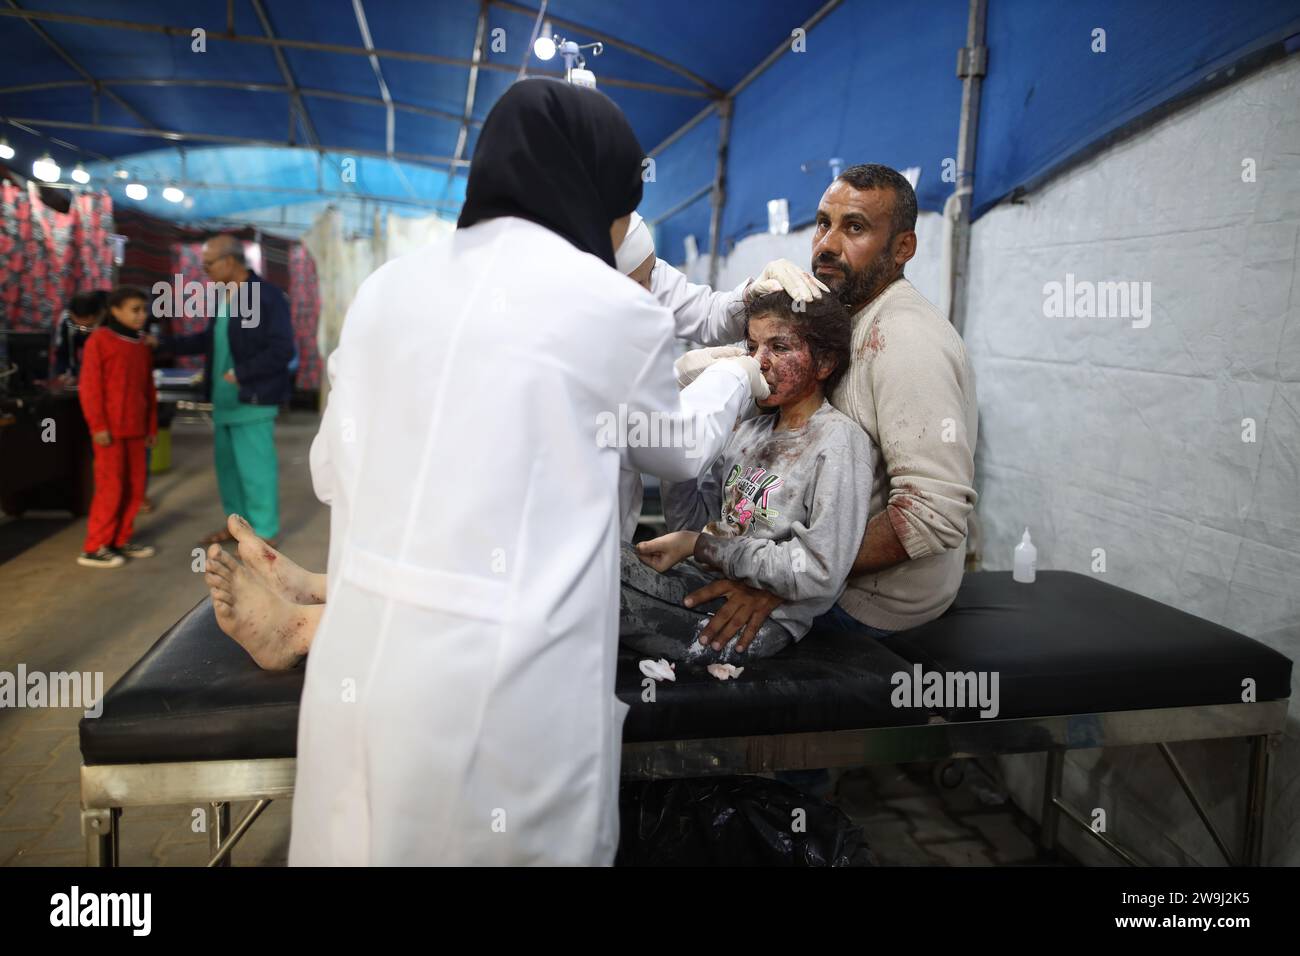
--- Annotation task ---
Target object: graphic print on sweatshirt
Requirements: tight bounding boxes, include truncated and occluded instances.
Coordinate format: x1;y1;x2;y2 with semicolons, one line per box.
706;463;784;537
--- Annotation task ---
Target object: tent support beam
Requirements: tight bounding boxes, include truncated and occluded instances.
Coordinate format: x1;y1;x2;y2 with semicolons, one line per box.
707;99;732;288
0;115;470;170
351;0;394;157
948;0;987;336
491;0;723;97
446;0;490;203
41;177;459;210
0;117;109;161
0;7;708;99
453;1;489;162
4;0;159;134
350;0;419;200
648;0;844;256
0;79;476;128
249;0;320;151
647;183;711;227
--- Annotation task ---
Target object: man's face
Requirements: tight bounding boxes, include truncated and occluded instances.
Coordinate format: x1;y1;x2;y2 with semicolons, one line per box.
202;243;237;282
114;298;148;331
810;181;909;310
746;314;823;408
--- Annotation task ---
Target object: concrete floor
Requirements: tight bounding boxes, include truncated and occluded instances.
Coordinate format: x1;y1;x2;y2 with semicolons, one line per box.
0;412;1056;866
0;412;327;866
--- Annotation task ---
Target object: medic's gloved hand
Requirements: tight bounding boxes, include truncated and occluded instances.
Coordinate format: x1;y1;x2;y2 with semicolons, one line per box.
674;344;747;388
745;258;830;303
712;355;771;401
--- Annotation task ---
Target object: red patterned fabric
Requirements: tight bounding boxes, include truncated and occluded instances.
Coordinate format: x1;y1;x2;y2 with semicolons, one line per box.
290;244;321;390
0;183;113;331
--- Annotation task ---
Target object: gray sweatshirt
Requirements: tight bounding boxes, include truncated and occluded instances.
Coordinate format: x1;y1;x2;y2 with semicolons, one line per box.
653;266;979;633
663;400;876;641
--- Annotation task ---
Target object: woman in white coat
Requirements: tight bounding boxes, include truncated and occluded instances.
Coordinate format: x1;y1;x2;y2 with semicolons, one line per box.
286;79;766;866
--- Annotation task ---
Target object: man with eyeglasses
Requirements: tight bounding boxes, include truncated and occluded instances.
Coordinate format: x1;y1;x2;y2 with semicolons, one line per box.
168;234;295;547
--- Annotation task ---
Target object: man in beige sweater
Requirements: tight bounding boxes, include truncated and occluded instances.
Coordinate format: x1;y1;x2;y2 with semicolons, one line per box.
651;163;978;645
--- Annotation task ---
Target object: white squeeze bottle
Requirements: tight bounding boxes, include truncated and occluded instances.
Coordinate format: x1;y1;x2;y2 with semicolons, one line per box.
1013;528;1037;583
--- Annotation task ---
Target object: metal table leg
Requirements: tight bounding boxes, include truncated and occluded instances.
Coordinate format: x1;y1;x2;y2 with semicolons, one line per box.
83;807;119;867
209;801;232;868
1242;734;1275;866
1039;749;1065;853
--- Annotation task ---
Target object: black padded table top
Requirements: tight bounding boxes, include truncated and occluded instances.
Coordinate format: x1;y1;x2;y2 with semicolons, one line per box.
882;572;1292;720
81;572;1292;766
616;626;916;743
81;599;306;766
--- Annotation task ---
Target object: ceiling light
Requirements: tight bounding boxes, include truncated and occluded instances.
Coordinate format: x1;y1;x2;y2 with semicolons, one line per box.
162;185;184;203
125;182;148;201
0;139;14;161
534;21;556;60
33;154;60;183
70;164;90;184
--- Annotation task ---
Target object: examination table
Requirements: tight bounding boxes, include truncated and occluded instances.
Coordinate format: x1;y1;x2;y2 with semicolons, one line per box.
79;571;1292;866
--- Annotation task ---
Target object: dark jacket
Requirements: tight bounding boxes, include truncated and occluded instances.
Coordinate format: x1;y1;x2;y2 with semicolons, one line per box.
54;315;97;378
167;271;296;406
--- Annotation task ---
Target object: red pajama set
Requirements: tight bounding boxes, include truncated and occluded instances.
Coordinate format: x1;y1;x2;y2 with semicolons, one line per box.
78;326;157;553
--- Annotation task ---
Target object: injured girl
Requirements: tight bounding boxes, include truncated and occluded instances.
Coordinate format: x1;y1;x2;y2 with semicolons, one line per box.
623;291;876;663
208;291;874;673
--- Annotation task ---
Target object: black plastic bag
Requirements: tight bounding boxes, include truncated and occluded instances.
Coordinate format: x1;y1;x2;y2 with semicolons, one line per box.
617;776;875;866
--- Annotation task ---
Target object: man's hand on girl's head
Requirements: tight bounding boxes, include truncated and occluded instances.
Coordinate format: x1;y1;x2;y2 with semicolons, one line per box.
746;259;830;303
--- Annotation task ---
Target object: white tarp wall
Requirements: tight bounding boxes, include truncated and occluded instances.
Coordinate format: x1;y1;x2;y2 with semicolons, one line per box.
303;207;454;404
968;54;1300;866
691;53;1299;865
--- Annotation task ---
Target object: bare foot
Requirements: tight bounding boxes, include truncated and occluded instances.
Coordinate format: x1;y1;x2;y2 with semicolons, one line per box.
205;545;321;670
227;513;326;605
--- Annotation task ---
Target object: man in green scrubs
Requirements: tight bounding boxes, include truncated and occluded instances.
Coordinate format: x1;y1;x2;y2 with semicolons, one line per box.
169;235;296;545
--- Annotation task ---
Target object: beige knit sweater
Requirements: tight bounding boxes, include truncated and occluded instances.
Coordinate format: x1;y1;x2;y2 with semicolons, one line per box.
829;278;979;632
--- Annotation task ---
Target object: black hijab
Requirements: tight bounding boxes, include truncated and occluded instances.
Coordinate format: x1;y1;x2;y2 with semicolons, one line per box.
457;78;645;268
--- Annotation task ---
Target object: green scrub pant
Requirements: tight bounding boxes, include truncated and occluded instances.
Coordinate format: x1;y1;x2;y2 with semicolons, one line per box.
213;417;279;539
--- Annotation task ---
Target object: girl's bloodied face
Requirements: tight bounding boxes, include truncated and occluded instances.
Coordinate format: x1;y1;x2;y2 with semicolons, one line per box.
746;314;827;409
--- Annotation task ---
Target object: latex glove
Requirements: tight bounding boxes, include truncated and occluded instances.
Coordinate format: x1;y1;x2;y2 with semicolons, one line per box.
713;355;771;402
674;344;747;388
746;258;830;303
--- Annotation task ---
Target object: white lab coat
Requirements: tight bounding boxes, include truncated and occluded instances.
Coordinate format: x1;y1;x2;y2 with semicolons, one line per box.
290;217;748;866
616;260;751;540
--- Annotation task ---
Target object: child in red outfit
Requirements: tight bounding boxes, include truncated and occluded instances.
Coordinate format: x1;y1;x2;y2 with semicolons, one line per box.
77;286;158;568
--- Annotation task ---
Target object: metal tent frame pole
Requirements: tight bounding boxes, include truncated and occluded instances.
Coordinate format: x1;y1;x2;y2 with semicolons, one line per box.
706;99;731;288
948;0;988;335
657;0;844;274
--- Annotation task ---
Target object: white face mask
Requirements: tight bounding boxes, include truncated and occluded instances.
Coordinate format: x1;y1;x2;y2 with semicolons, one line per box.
615;212;654;275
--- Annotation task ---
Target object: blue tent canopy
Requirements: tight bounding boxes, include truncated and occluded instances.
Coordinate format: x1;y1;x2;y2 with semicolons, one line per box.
1;0;1297;250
